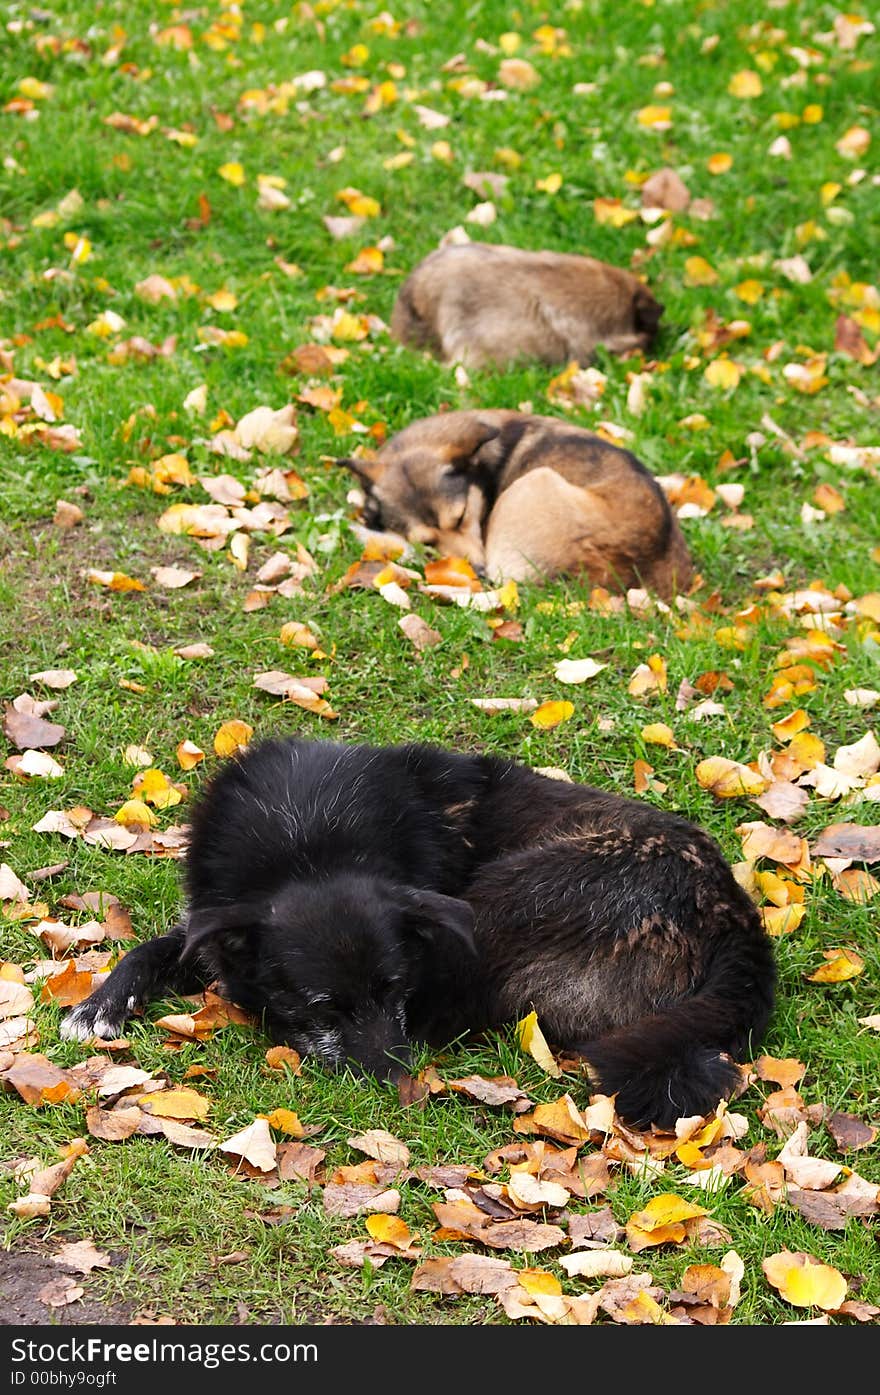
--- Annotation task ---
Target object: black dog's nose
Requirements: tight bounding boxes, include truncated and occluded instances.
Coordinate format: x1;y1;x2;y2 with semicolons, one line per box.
348;1045;411;1084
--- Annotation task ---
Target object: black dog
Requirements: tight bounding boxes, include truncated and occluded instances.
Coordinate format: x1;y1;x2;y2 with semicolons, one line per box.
62;739;775;1128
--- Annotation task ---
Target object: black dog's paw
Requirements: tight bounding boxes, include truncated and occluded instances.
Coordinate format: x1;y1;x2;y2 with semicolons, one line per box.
59;990;134;1043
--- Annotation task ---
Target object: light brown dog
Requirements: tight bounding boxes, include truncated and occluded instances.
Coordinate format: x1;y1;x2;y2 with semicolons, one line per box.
390;243;663;369
340;410;692;599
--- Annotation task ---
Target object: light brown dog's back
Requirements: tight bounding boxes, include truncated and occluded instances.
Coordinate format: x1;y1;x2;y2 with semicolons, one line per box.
391;243;663;369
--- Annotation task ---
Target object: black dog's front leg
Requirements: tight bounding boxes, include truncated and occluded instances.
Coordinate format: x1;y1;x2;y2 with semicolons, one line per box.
59;922;205;1042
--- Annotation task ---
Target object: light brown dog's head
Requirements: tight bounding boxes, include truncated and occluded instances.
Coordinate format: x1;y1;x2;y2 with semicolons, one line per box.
338;412;509;566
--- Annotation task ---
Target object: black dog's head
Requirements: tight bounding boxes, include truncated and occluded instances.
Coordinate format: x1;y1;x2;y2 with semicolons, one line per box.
183;875;475;1081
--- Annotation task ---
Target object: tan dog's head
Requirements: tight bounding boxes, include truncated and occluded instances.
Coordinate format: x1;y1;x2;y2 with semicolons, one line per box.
338;413;506;566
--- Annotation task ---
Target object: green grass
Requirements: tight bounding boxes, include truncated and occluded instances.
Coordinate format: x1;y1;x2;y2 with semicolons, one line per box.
1;0;878;1326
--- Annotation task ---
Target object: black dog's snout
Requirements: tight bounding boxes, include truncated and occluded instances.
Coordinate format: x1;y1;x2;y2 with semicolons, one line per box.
344;1016;411;1083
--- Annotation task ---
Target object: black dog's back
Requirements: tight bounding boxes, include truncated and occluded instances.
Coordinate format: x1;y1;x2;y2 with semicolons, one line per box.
185;738;489;907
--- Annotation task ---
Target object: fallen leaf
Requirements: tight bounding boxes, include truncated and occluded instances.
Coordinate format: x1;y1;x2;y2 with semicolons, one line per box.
530;701;574;730
52;1240;111;1274
697;758;769;798
517;1011;562;1078
323;1183;401;1217
560;1251;633;1279
219;1118;277;1172
806;947;864;983
142;1087;211;1121
39;1277;84;1308
348;1129;410;1167
554;658;606;684
213;720;254;757
763;1250;847;1310
2;1052;81;1106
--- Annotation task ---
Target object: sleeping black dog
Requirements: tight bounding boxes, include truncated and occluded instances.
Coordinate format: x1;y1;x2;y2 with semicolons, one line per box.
62;738;775;1128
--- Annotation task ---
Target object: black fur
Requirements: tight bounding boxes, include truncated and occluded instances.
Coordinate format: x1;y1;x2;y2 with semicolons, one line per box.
62;739;775;1127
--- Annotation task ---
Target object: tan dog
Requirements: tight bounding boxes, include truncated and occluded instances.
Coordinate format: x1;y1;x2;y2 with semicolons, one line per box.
340;411;692;599
390;243;663;369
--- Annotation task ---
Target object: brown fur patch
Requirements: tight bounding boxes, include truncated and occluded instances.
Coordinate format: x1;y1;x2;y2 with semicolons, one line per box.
390;242;663;369
341;410;692;600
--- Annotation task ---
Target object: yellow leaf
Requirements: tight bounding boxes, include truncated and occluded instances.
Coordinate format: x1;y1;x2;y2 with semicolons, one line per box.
734;280;764;305
19;77;54;100
771;709;811;742
341;43;369;67
137;768;182;810
593;197;638;227
516;1011;562;1078
365;1214;412;1248
536;172;563;194
761;903;807;937
617;1291;669;1324
114;799;157;829
530;701;574;730
628;1194;708;1231
763;1251;847;1310
636;105;672;129
213;720;254;757
86;569;146;592
806;948;864;983
345;246;384;275
331;312;369;342
728;70;763;98
696;757;769;798
706;152;733;174
527;1095;591;1145
704;358;742;389
205;288;237;311
144;1088;211;1120
218;162;245;187
265;1108;305;1137
518;1270;563;1297
628;653;668;697
641;723;676;748
336;187;381;217
788;731;826;770
684;256;718;287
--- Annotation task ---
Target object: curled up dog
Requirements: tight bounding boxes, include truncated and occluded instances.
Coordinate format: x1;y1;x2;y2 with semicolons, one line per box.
391;242;663;369
340;409;693;599
63;739;775;1129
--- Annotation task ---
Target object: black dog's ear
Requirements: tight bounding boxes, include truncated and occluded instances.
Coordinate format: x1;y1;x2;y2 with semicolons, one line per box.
337;455;385;486
402;889;477;956
181;904;262;962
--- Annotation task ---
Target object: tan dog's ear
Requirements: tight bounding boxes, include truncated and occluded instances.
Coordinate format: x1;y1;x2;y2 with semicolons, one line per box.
444;418;503;468
336;455;386;485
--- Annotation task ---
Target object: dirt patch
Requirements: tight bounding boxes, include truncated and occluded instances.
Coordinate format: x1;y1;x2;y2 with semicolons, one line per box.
0;1249;132;1326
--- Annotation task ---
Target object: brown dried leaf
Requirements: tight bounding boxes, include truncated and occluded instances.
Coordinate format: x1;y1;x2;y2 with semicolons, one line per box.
347;1129;410;1167
52;1240;111;1274
323;1183;401;1217
2;1052;81;1106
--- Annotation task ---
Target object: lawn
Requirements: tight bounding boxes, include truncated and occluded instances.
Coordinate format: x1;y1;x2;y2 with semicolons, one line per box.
0;0;878;1327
